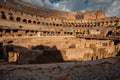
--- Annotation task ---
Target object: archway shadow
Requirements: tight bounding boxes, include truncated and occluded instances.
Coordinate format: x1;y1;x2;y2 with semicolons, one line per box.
0;44;64;64
31;45;64;64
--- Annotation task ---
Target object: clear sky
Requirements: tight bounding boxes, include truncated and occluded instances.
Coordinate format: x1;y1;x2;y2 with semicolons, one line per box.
24;0;120;17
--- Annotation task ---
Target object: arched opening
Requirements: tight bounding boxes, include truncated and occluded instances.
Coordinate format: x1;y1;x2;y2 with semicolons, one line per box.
94;23;97;27
60;24;62;26
19;26;22;28
0;42;3;60
56;24;59;26
70;32;73;35
28;20;32;23
46;22;49;26
91;56;93;60
64;32;66;34
31;31;34;33
98;22;100;26
0;28;3;37
33;21;36;24
18;34;22;36
116;32;120;36
106;31;113;37
25;30;29;33
1;11;6;19
0;28;3;33
5;29;11;33
42;22;44;25
114;40;120;45
110;21;113;25
9;16;14;20
23;19;27;23
9;13;14;21
50;23;52;26
58;32;60;35
53;23;55;26
16;17;21;22
82;24;84;27
37;22;40;24
87;24;90;27
13;29;18;33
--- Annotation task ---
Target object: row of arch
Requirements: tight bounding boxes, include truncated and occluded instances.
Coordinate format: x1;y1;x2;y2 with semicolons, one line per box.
0;28;119;39
0;28;75;37
0;10;119;28
0;10;95;37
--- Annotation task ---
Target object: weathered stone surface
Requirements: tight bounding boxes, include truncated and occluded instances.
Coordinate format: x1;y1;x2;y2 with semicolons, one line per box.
0;1;119;79
0;37;119;63
62;48;93;61
0;57;120;80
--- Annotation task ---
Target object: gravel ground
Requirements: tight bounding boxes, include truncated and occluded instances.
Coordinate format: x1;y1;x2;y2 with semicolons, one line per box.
0;57;120;80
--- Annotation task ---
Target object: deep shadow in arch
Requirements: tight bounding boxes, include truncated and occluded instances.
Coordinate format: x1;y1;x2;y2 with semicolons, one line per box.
16;17;21;22
106;31;113;37
1;11;7;19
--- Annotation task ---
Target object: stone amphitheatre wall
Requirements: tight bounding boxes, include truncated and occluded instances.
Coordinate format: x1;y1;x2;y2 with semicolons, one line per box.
0;0;119;64
0;3;119;38
0;0;106;20
0;37;115;50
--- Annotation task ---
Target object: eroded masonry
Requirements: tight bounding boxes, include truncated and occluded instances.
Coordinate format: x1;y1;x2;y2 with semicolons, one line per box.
0;0;120;64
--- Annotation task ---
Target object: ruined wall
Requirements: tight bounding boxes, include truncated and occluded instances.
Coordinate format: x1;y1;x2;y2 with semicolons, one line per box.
0;37;119;64
0;0;119;64
84;10;105;19
0;5;119;38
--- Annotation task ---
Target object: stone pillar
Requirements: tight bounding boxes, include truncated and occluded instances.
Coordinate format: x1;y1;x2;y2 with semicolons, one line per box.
37;32;40;37
8;51;18;63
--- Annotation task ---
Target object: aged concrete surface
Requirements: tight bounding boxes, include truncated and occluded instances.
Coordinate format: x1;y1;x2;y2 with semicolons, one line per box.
0;57;120;80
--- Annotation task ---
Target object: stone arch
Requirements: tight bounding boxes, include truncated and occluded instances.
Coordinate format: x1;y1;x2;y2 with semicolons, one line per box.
28;20;32;23
106;31;113;37
56;24;59;26
53;23;55;26
50;23;52;26
116;32;120;36
23;19;27;23
1;11;6;19
0;28;3;37
98;22;100;26
87;23;90;27
101;22;104;26
0;28;3;32
42;22;44;25
9;13;14;20
46;22;49;26
5;29;11;33
33;21;36;24
37;22;40;24
13;29;18;33
60;24;62;26
16;17;21;22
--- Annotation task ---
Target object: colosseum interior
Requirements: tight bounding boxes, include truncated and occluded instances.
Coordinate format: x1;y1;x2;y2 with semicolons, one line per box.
0;0;120;80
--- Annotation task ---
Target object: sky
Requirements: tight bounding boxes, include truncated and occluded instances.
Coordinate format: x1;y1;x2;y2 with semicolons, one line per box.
23;0;120;17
